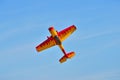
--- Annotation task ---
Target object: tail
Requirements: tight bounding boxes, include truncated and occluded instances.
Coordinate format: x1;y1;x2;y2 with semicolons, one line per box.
59;52;75;63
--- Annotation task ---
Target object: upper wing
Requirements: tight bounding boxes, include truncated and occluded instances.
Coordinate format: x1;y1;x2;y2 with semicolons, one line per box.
58;25;77;42
36;36;56;52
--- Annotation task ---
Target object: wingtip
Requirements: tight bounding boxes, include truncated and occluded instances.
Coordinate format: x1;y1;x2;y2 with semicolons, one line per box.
73;25;77;30
36;47;40;52
71;25;77;30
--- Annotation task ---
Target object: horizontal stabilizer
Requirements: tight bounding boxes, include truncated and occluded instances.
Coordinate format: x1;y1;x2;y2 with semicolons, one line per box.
59;52;75;63
59;56;67;63
66;52;75;58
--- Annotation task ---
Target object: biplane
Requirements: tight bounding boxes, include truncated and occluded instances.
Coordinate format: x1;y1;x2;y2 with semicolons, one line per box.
36;25;77;63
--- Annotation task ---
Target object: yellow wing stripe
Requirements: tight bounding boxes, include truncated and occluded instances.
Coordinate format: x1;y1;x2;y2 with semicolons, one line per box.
58;25;77;42
36;36;56;52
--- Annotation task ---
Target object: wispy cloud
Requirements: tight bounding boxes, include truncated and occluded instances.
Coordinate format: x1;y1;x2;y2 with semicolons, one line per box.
77;70;120;80
103;39;120;49
0;28;18;42
1;38;36;52
80;30;119;41
70;28;120;41
0;24;43;42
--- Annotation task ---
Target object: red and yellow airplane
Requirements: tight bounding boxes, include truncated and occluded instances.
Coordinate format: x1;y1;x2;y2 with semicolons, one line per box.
36;25;77;63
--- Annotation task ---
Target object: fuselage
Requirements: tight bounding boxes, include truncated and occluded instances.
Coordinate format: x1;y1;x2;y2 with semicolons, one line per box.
48;27;62;45
48;27;67;55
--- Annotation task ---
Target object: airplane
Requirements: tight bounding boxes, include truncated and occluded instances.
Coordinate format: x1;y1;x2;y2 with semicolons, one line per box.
36;25;77;63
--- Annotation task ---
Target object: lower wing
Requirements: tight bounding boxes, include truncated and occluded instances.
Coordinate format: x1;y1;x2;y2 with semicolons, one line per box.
36;36;56;52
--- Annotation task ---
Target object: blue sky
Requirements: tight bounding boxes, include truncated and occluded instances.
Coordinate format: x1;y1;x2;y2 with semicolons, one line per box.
0;0;120;80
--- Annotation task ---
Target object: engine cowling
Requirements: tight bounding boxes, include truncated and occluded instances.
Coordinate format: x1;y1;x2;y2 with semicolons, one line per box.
48;27;57;37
